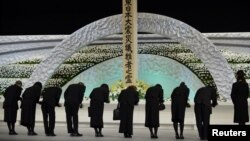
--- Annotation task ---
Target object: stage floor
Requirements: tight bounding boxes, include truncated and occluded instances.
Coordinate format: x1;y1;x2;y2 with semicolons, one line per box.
0;102;250;141
0;125;201;141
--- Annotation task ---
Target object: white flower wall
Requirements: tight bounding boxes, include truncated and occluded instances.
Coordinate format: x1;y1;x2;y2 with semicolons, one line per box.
0;42;249;101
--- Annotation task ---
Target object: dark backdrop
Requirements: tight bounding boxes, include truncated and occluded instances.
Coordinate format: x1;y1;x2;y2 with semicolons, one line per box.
1;0;250;35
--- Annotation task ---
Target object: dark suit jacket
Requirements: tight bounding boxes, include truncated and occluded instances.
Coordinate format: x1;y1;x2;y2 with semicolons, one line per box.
64;84;85;106
194;86;217;112
42;87;62;107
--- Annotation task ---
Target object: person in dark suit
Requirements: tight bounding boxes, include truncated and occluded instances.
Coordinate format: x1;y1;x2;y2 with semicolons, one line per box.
231;70;249;125
89;84;110;137
171;82;189;139
64;82;85;137
194;85;217;140
3;81;23;135
118;85;139;138
41;86;62;136
145;84;164;138
20;82;42;136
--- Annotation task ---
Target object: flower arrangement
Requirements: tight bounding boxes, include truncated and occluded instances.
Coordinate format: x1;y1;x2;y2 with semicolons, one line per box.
109;80;150;101
109;80;125;101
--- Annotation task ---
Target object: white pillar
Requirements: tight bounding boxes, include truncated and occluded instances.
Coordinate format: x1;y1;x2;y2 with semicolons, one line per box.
122;0;138;87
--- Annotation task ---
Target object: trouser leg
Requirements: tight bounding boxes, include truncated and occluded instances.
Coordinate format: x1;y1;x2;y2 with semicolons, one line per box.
42;107;49;134
48;107;55;134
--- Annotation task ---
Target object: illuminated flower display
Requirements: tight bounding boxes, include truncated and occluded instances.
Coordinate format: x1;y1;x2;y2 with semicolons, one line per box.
0;43;249;101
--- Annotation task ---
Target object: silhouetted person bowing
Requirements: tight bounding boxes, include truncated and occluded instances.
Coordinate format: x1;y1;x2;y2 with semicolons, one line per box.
194;86;217;140
41;86;62;136
64;82;85;137
171;82;189;139
145;84;164;139
231;70;249;125
20;82;42;136
89;84;110;137
118;85;139;138
3;81;23;135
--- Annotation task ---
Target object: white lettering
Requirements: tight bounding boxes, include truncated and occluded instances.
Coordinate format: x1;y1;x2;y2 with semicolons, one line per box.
212;129;219;136
211;129;247;137
241;131;246;136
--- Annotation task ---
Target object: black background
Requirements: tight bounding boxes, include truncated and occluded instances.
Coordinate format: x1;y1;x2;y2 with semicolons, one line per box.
1;0;250;35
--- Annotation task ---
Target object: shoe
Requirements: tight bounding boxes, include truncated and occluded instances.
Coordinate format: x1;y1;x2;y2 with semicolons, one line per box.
70;133;82;137
180;135;184;139
76;133;82;136
154;135;158;139
127;134;132;138
70;133;75;136
124;133;128;138
176;135;180;139
99;132;104;137
28;131;38;136
28;131;32;136
50;133;56;136
70;133;81;137
95;133;99;137
9;131;18;135
70;133;79;137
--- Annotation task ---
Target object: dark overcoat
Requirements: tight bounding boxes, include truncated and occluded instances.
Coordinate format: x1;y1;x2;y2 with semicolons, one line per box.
118;88;139;135
145;86;164;127
20;86;41;127
3;84;22;122
171;85;189;122
231;81;249;123
89;87;109;128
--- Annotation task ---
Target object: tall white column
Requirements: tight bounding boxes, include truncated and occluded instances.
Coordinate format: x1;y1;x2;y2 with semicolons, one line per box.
122;0;138;87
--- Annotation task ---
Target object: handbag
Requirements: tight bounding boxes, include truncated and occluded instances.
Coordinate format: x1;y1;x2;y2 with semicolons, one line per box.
113;103;120;120
159;103;165;111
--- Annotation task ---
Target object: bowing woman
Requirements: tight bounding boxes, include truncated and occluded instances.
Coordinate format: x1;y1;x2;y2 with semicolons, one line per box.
20;82;42;135
3;81;23;135
145;84;164;138
171;82;189;139
118;85;139;138
89;84;110;137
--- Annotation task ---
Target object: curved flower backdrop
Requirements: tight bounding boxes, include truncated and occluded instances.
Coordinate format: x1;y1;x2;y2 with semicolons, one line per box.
0;43;249;101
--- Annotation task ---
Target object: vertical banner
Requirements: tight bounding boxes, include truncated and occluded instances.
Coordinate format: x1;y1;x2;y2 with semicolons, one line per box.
122;0;138;87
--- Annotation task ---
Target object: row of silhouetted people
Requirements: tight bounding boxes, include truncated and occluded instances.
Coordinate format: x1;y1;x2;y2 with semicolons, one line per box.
2;70;249;140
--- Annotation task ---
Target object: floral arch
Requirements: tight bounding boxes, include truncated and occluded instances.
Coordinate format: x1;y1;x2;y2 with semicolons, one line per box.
25;13;235;100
